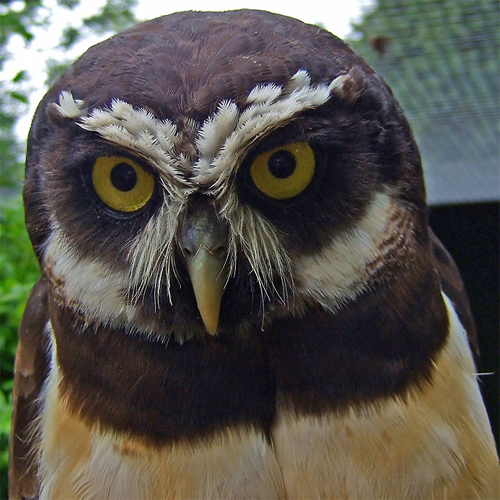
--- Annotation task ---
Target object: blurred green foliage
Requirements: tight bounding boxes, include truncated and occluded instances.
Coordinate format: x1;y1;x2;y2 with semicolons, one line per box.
0;1;138;496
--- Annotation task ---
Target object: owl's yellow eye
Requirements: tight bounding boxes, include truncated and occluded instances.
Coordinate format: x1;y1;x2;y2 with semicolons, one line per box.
249;142;315;200
91;156;155;213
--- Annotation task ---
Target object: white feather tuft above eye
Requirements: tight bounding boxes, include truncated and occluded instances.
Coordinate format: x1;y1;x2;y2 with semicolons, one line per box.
56;70;353;196
196;101;239;161
57;96;189;199
246;83;283;104
192;70;337;192
53;91;87;118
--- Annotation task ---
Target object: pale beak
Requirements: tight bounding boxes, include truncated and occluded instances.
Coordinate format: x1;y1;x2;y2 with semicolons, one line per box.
185;246;228;335
180;204;229;336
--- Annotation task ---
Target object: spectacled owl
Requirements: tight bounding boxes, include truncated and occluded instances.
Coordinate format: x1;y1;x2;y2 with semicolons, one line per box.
9;9;499;499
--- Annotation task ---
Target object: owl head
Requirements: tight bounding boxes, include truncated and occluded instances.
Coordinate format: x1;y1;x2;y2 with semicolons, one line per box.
24;10;427;343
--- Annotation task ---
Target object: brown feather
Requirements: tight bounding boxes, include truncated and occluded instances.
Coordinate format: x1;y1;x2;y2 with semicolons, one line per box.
430;229;480;361
9;278;49;500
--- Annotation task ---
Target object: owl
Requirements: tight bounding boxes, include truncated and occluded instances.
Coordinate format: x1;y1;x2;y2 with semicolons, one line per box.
9;9;499;499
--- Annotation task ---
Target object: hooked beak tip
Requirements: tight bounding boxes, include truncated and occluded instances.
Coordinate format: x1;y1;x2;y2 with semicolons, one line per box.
204;320;219;337
185;248;228;337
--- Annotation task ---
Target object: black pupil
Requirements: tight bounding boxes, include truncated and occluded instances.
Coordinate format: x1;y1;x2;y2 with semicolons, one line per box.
268;150;296;178
111;163;137;192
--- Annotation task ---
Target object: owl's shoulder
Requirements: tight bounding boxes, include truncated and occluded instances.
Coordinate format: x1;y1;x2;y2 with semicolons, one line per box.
9;277;50;500
429;229;479;361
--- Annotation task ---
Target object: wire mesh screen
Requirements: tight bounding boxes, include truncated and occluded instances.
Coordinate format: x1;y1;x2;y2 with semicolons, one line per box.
347;0;499;205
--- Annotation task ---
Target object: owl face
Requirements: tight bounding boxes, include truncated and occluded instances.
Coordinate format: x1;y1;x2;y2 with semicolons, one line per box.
25;10;425;343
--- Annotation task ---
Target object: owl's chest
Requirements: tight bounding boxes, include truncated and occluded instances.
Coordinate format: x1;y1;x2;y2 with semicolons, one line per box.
38;380;285;500
270;299;500;499
36;298;499;499
38;387;497;500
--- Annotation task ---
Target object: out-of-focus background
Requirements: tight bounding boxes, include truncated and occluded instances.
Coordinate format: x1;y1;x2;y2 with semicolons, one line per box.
0;0;498;496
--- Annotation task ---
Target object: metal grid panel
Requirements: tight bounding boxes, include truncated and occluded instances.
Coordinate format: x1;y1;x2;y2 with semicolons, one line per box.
348;0;499;205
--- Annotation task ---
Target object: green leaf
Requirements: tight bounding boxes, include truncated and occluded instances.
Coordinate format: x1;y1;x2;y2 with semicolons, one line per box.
0;12;33;42
60;25;80;48
8;90;28;103
12;70;27;83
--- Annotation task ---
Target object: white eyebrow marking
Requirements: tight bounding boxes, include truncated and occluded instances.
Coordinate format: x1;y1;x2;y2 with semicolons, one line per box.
53;92;189;199
53;90;87;118
54;69;357;194
191;70;353;193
